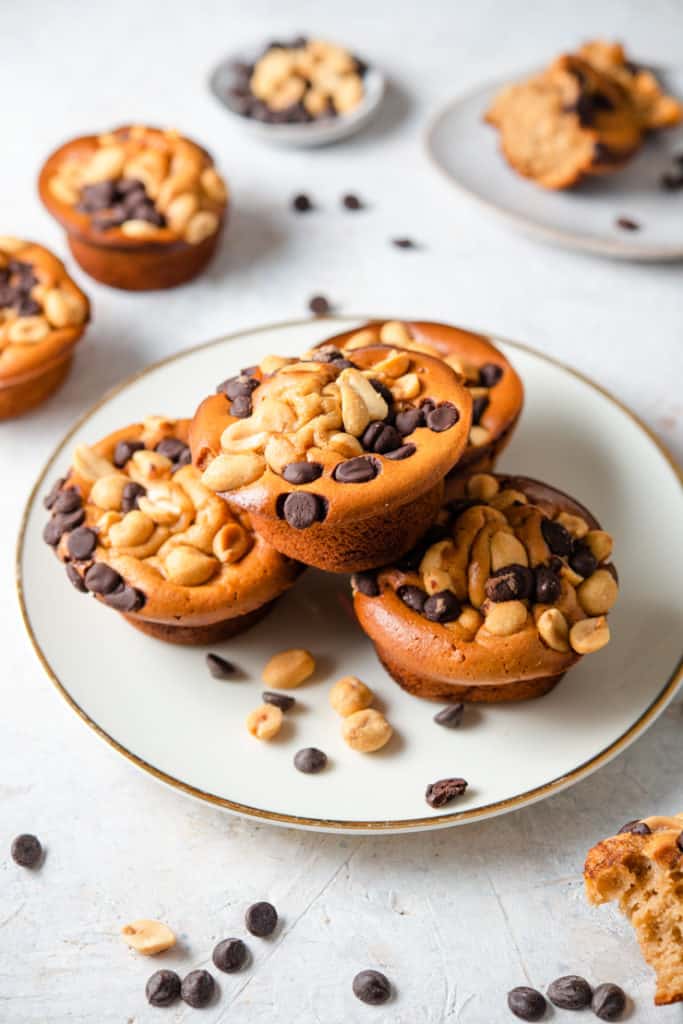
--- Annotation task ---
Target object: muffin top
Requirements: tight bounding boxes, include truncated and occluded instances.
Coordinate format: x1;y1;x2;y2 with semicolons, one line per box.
43;417;299;625
190;345;472;530
39;125;227;247
353;473;618;686
0;237;89;385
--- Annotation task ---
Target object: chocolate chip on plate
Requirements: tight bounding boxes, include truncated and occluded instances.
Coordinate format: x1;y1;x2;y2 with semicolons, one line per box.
342;193;364;210
181;969;215;1008
569;542;598;578
333;455;380;484
351;571;380;597
534;565;561;604
121;481;146;513
212;937;248;973
352;969;391;1005
294;747;327;774
103;585;145;613
434;703;464;729
547;975;593;1010
617;819;652;835
423;590;461;623
65;563;87;593
426;402;460;432
281;491;326;529
146;969;181;1007
541;517;572;557
292;193;313;212
485;565;534;602
425;777;468;808
394;407;424;435
391;237;417;249
282;461;323;484
479;362;504;388
113;439;145;468
615;216;640;231
592;983;626;1021
206;653;236;679
84;562;123;595
11;833;43;868
507;986;547;1021
308;294;332;316
245;901;278;937
263;691;295;712
66;526;97;561
397;584;427;613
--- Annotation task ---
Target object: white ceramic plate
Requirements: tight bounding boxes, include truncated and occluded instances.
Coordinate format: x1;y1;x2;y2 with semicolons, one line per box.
17;318;683;834
209;51;385;148
427;67;683;260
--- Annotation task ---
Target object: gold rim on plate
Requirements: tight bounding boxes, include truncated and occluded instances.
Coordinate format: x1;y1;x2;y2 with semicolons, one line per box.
15;316;683;832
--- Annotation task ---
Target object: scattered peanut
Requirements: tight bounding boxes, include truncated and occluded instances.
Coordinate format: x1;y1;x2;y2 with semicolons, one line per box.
342;708;393;753
121;919;176;956
329;676;374;717
247;703;284;740
262;649;315;689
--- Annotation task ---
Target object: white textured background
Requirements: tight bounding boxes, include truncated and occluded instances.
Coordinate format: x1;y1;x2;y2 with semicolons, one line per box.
1;1;682;1021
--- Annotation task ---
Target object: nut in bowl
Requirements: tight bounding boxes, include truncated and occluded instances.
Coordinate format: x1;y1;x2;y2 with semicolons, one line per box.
43;417;301;644
190;345;472;572
0;237;89;419
38;125;228;290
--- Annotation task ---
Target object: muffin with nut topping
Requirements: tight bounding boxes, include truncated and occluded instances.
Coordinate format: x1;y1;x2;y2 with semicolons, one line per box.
190;346;472;573
316;320;523;486
39;125;228;290
0;237;89;419
43;417;301;644
353;473;617;702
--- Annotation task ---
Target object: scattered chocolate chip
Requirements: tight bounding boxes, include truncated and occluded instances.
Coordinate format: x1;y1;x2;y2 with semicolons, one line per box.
103;585;145;613
541;517;572;557
121;481;146;513
146;969;181;1007
294;747;327;774
384;443;416;460
342;193;364;210
423;590;461;623
245;901;278;937
351;571;380;597
617;819;652;835
361;421;403;454
534;565;561;604
485;565;534;602
181;969;215;1008
65;563;87;592
472;394;489;425
155;438;190;465
11;833;43;868
369;377;394;407
426;402;460;432
479;363;504;388
53;487;82;514
84;562;123;595
113;439;144;468
43;477;66;510
292;193;313;212
434;704;465;729
309;294;331;316
592;983;626;1021
353;970;391;1005
425;777;468;808
333;455;380;484
547;975;592;1010
282;491;327;529
212;937;248;973
66;526;97;561
661;171;683;191
397;584;427;613
616;216;640;231
263;691;295;712
507;986;547;1021
395;407;424;435
569;542;598;578
230;394;253;418
392;237;417;249
282;461;323;484
206;653;236;679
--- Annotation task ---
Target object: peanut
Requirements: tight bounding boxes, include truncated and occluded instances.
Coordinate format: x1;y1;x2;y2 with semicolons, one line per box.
327;432;363;458
262;649;315;689
200;167;228;204
329;675;374;717
90;473;129;511
466;473;499;500
264;435;298;474
128;450;174;484
577;569;618;616
247;703;283;740
109;511;155;548
72;444;116;482
342;708;393;753
469;425;492;447
83;145;126;183
213;522;251;564
371;349;410;378
537;608;570;652
184;210;219;245
484;600;528;636
556;512;589;538
120;219;162;239
7;316;50;344
569;616;610;654
48;175;79;205
121;919;175;956
339;367;388;422
345;328;377;350
488;488;527;511
339;379;370;436
201;452;265;492
457;607;483;636
379;321;412;346
164;545;218;586
585;530;613;563
165;191;199;233
490;531;529;570
43;287;87;328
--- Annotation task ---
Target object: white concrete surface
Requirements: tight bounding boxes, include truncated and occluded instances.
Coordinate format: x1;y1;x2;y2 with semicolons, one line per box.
1;1;682;1020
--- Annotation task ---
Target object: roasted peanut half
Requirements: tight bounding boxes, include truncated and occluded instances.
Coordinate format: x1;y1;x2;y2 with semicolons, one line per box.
466;474;499;500
537;608;570;652
262;649;315;689
379;320;413;346
484;600;528;636
569;616;610;654
72;444;116;483
121;919;176;956
577;569;618;616
247;703;284;740
556;512;589;539
329;676;374;717
342;708;393;753
584;530;613;563
490;531;528;571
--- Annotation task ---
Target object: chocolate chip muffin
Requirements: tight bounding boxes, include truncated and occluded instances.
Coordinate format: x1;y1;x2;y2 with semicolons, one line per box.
43;417;301;644
353;473;618;702
315;320;524;486
0;237;89;419
585;814;683;1006
39;125;228;290
190;346;472;573
578;40;683;131
485;41;681;189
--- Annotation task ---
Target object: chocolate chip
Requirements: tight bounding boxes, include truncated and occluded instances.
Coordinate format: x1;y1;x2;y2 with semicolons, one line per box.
616;216;640;231
103;585;145;613
282;461;323;484
84;562;123;595
369;377;394;407
131;202;165;227
472;394;489;425
384;443;416;460
121;481;146;513
206;653;236;679
117;177;145;195
314;346;344;363
423;590;461;623
569;542;598;578
507;986;547;1021
677;830;683;852
292;193;313;212
281;491;326;529
263;691;295;712
113;439;144;468
541;517;572;557
426;402;460;432
534;565;561;604
351;571;380;597
309;294;331;316
146;969;181;1007
395;407;424;435
330;356;355;369
66;526;97;561
65;563;87;592
479;363;504;388
155;438;190;464
434;704;465;728
230;394;253;418
397;584;427;613
53;487;82;514
43;476;66;510
661;171;683;191
44;507;86;546
220;374;260;401
333;455;380;483
78;180;117;212
11;833;43;868
342;193;364;210
425;777;468;808
547;975;592;1010
392;237;417;249
42;518;64;547
592;983;626;1021
485;565;534;602
361;421;403;454
245;901;278;937
294;747;327;774
17;296;42;317
352;970;391;1005
617;819;652;835
181;969;215;1008
212;937;248;973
